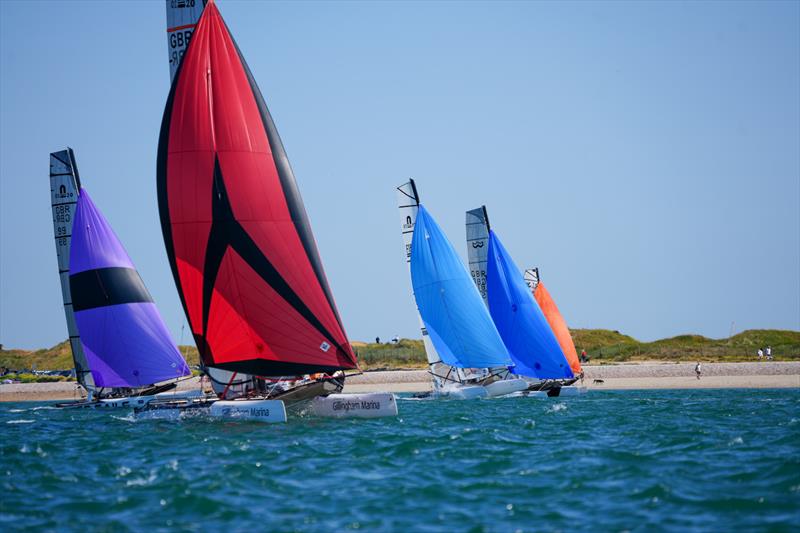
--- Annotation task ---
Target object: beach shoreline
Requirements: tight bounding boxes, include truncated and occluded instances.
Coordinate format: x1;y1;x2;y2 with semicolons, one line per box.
1;362;797;402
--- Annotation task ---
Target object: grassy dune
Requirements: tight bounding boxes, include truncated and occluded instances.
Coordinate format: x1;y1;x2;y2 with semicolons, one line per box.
1;330;797;372
354;329;800;369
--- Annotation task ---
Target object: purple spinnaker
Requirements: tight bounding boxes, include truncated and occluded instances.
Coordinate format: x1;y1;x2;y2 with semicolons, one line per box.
70;189;190;388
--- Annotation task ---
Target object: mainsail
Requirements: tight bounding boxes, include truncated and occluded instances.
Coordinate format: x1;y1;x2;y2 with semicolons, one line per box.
465;206;491;305
157;0;357;377
49;149;94;391
166;0;207;81
524;269;583;374
69;186;190;388
411;206;513;369
486;232;573;379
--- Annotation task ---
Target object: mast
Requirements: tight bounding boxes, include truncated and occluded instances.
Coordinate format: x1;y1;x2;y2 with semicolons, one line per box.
396;180;448;389
49;149;95;392
465;205;491;306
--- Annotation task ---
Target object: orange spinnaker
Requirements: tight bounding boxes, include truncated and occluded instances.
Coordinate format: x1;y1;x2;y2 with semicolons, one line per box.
533;283;582;374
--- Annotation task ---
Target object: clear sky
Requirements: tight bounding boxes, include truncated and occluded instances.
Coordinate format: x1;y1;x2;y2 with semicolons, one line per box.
1;0;798;350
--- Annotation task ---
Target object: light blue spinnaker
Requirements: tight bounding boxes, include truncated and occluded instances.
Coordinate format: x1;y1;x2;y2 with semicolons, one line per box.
410;206;514;369
486;231;574;379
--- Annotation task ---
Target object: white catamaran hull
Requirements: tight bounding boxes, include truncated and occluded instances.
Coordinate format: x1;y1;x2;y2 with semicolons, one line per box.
439;384;489;400
57;388;204;410
210;400;287;422
484;378;529;397
310;393;398;418
59;396;158;410
137;399;287;423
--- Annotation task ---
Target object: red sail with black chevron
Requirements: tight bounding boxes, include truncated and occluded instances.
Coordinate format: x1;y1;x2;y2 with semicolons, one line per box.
157;0;357;376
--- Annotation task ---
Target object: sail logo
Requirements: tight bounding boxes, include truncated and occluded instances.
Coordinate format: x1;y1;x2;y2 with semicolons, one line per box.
55;185;74;199
332;400;381;411
471;241;485;248
320;341;331;352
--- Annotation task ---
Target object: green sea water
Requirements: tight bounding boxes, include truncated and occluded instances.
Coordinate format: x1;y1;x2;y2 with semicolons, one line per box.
1;389;798;532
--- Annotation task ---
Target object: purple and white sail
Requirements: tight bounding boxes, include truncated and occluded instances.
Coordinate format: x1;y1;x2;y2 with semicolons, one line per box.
69;188;190;389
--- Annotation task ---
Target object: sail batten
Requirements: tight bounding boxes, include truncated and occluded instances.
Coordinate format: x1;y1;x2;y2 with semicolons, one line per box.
158;1;356;376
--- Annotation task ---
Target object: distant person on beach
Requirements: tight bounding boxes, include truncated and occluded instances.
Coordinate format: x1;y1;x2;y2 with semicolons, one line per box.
757;348;764;360
580;349;588;363
695;362;702;380
375;336;380;344
579;370;585;385
766;346;772;360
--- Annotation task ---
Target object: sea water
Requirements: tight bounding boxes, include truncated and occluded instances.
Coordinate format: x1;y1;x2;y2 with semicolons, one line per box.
1;389;798;532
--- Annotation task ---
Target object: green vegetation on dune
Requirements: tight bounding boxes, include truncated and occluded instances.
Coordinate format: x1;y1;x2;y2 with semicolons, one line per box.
355;329;800;368
1;329;797;372
576;329;800;363
0;341;74;372
353;339;427;370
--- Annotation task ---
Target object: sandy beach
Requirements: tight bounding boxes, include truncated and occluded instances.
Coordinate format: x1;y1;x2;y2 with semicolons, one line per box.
1;362;797;402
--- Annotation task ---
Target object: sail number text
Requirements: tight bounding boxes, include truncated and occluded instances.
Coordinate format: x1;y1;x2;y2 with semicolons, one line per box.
168;29;195;68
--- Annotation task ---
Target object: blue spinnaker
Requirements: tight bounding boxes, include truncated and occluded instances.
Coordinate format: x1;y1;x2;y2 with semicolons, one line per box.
410;206;513;369
486;231;574;379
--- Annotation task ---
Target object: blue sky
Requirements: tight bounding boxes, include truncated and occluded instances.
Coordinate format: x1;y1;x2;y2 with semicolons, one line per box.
1;0;798;350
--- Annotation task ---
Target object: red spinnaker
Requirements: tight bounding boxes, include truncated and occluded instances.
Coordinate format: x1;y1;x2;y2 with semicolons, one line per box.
157;0;357;376
533;283;582;374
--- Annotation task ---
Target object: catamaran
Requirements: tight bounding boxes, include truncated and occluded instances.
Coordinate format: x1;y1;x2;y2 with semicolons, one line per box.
465;206;576;395
143;0;396;419
49;148;194;409
396;180;527;399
